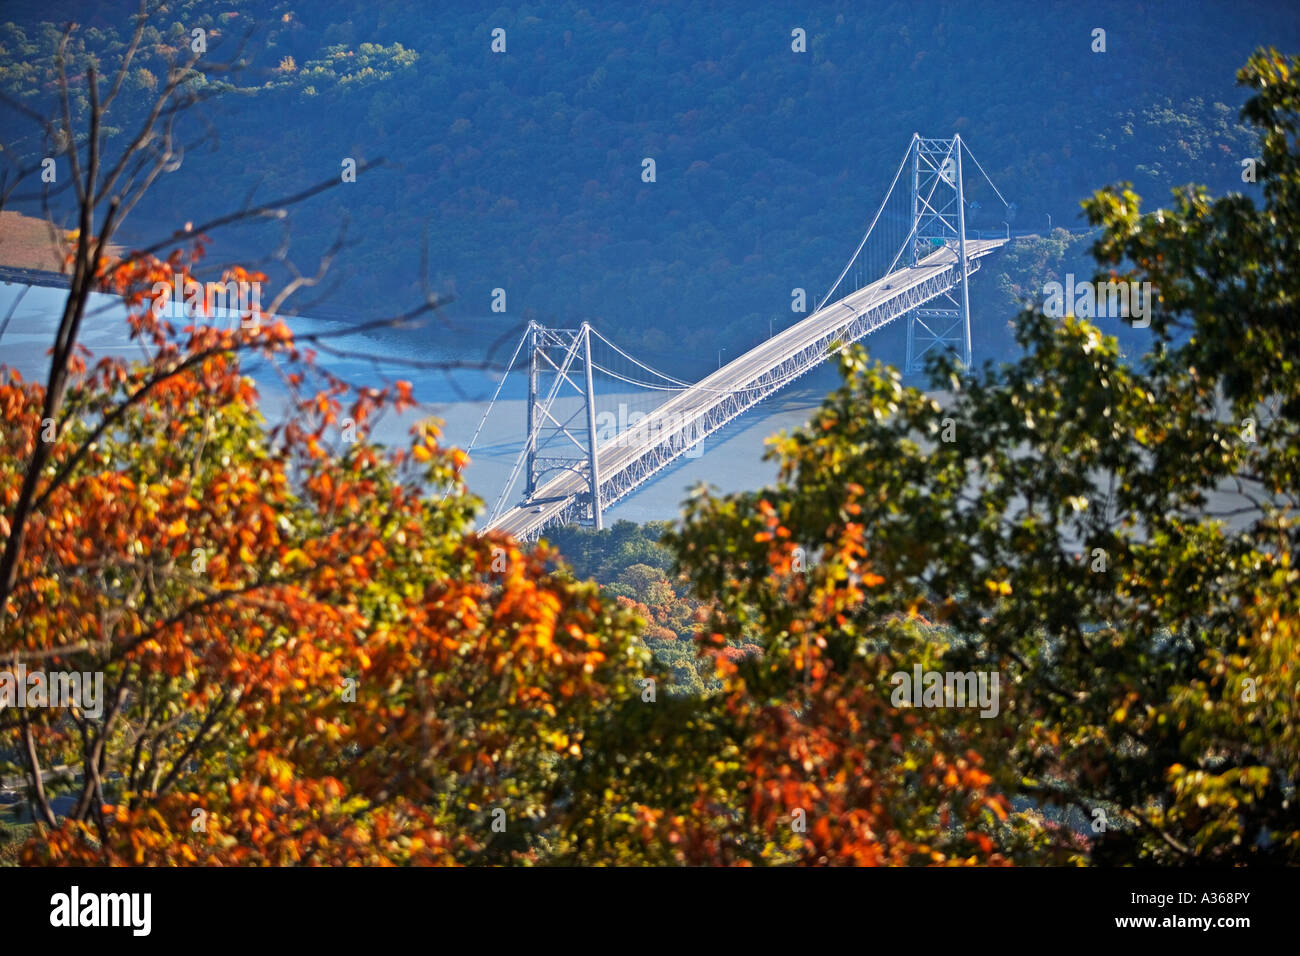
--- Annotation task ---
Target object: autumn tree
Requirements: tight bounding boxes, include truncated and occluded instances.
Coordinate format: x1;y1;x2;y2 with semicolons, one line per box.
668;48;1300;864
0;7;665;866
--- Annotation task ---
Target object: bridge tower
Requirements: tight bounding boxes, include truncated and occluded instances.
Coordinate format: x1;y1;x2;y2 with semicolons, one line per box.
904;134;973;373
520;321;604;529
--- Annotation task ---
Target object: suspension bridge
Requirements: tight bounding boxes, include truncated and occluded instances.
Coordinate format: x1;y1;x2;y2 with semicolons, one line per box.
476;134;1011;540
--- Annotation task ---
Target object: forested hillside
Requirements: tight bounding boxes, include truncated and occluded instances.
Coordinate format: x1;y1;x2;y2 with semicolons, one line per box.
1;1;1294;374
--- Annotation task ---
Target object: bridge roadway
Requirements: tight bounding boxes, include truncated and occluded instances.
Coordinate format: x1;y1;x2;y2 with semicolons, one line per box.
486;237;1006;539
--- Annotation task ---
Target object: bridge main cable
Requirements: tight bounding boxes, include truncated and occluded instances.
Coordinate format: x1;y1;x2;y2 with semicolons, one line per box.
818;133;917;312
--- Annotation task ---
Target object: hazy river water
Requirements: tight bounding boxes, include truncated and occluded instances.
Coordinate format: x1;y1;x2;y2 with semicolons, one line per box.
0;284;841;527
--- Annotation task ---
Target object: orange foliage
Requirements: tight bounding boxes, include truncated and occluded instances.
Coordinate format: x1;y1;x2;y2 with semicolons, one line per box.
3;241;644;865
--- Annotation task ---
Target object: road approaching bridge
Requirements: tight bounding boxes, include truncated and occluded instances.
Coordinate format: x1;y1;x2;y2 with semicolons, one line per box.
486;236;1005;540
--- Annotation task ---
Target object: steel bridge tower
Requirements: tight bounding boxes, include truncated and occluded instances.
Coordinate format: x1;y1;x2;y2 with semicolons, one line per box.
904;134;973;373
519;321;603;529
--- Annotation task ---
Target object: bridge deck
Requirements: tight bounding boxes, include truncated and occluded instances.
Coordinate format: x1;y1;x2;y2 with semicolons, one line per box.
486;237;1005;539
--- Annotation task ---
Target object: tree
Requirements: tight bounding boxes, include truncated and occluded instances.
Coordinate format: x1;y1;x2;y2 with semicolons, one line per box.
659;487;1022;865
618;562;674;608
0;8;659;866
2;296;655;862
668;48;1300;865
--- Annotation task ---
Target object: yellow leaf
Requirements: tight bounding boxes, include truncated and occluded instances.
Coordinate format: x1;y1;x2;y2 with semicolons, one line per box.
282;548;311;570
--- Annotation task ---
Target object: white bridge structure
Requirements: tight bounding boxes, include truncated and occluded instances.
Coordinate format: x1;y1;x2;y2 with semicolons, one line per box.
479;134;1010;540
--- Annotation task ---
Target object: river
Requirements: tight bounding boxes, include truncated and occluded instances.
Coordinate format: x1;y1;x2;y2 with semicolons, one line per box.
0;282;842;527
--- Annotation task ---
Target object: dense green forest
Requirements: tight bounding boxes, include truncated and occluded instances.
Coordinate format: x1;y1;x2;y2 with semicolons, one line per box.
546;520;729;696
1;1;1294;375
